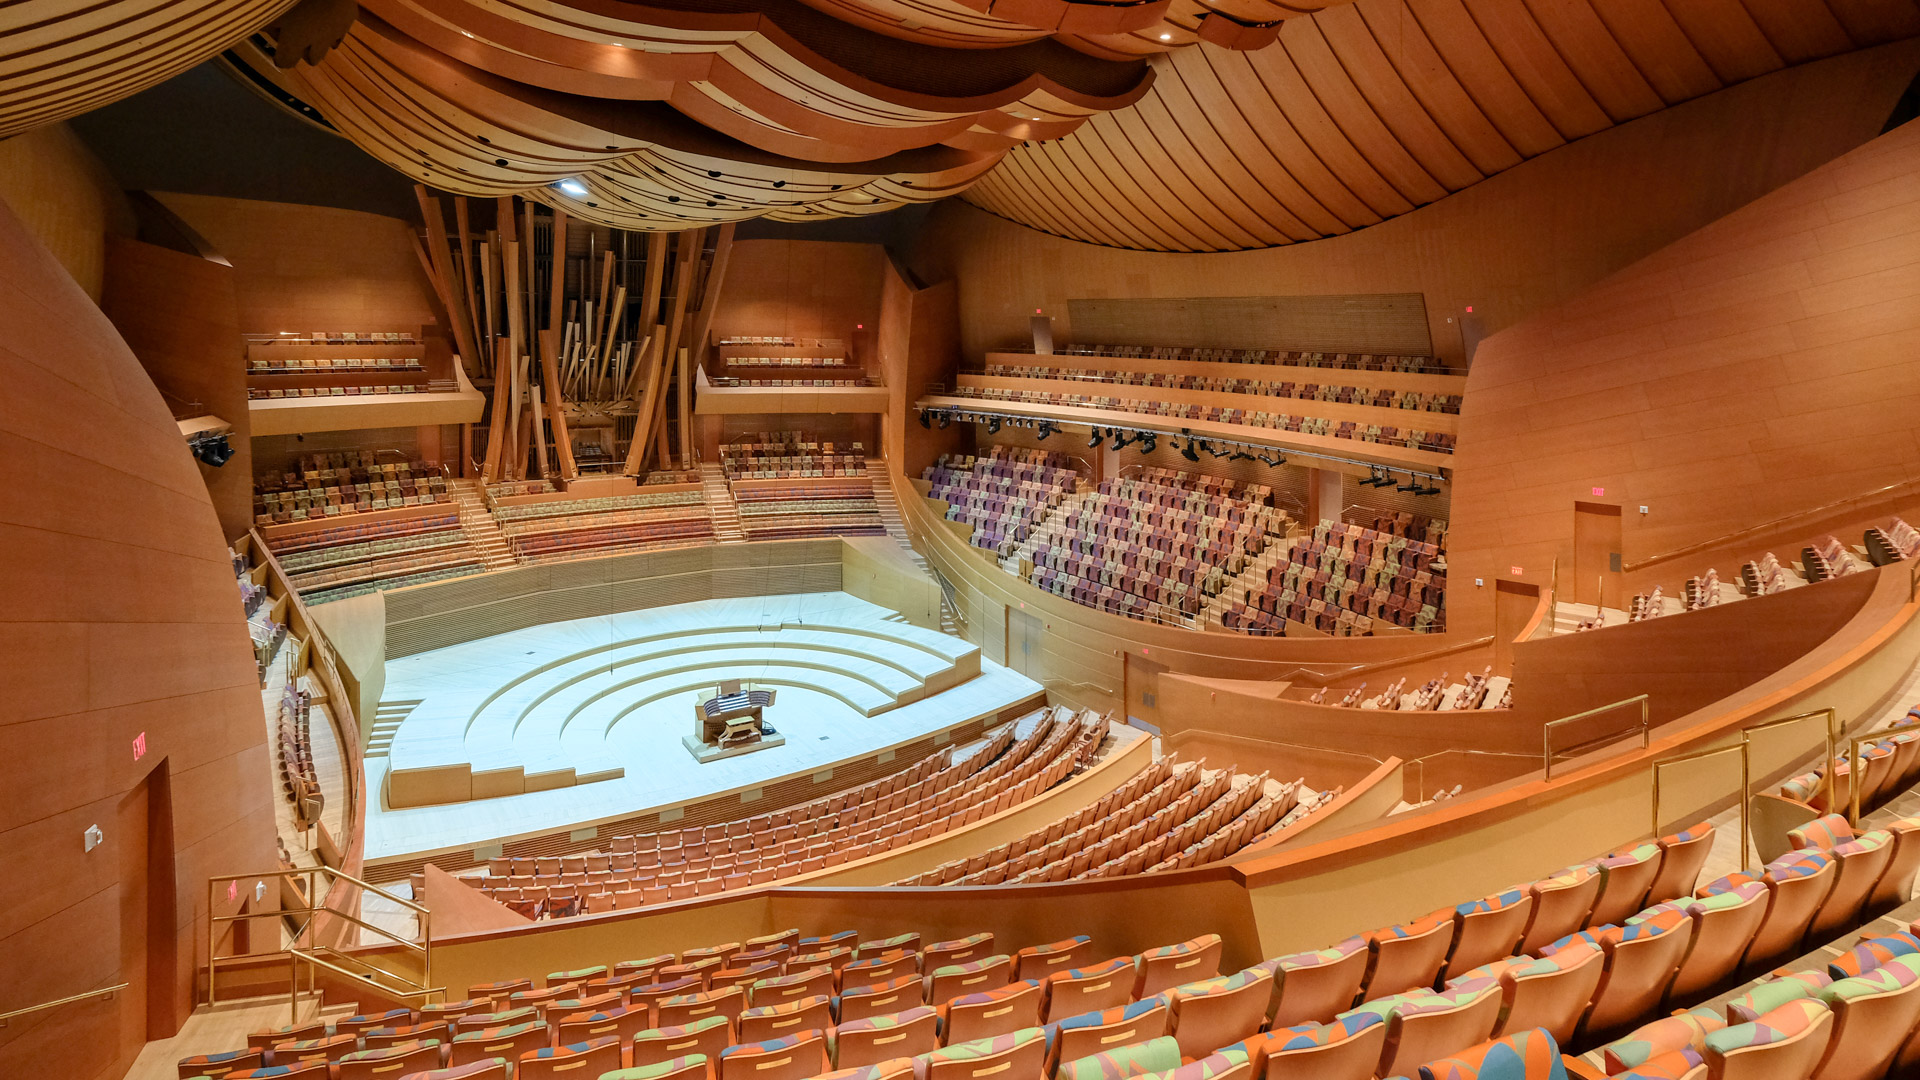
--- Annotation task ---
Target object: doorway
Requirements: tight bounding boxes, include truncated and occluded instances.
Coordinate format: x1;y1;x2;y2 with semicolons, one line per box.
120;760;179;1041
1572;502;1623;608
1008;606;1044;679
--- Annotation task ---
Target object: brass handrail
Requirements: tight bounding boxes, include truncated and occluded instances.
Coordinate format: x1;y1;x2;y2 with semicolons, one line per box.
1741;707;1839;818
1544;695;1650;779
1648;706;1841;873
0;984;127;1027
287;947;445;1026
1621;477;1920;574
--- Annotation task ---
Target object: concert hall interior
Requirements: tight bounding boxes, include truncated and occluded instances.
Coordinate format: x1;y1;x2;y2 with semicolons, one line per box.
12;5;1920;1080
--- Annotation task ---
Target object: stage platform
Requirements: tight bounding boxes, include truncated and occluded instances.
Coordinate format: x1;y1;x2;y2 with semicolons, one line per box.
366;592;1043;864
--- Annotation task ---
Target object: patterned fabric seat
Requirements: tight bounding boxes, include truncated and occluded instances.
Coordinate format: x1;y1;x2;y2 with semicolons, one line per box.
833;1007;942;1069
598;1054;709;1080
811;1059;915;1080
631;1015;735;1071
1414;1027;1569;1079
915;1027;1048;1080
926;956;1014;1006
1631;882;1769;1000
754;967;837;1007
1162;969;1273;1061
365;1024;452;1053
393;1060;508;1080
1450;944;1605;1045
1702;851;1837;969
1588;844;1664;927
1366;911;1454;998
1549;910;1694;1041
924;934;996;970
657;986;745;1032
1134;936;1223;1000
1600;1004;1725;1074
943;979;1045;1044
1348;980;1502;1078
847;954;924;990
1017;938;1095;983
178;1049;264;1079
339;1009;417;1037
555;1004;649;1048
337;1041;441;1080
860;934;923;961
1810;830;1896;940
739;995;834;1043
1788;814;1857;851
272;1034;359;1067
517;1037;620;1080
1055;1035;1180;1080
1520;869;1604;955
840;975;926;1023
1042;959;1136;1022
1809;955;1920;1080
1648;822;1716;906
1227;1013;1384;1080
1128;1046;1252;1080
1258;936;1368;1029
449;1024;547;1069
1701;998;1832;1080
1444;890;1534;983
1043;999;1170;1078
719;1030;829;1080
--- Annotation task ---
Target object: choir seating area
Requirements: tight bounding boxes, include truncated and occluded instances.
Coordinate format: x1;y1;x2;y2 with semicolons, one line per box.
263;508;486;605
1014;470;1292;626
922;447;1082;558
490;488;714;564
733;481;887;541
1221;516;1446;637
983;362;1462;414
454;708;1105;918
897;756;1334;886
719;437;869;481
1013;345;1450;375
253;453;453;525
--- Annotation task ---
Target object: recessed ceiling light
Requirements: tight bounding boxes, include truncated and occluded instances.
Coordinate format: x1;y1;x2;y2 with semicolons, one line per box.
1160;32;1171;39
555;178;589;197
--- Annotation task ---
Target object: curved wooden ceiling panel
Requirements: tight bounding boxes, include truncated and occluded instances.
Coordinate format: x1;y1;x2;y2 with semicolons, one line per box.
964;0;1920;250
0;0;299;138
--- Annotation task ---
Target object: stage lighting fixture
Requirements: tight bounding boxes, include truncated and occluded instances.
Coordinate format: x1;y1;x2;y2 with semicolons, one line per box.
919;410;931;429
936;411;951;429
1110;430;1130;451
1230;451;1253;462
1257;454;1282;467
555;178;590;198
1035;422;1054;440
1088;427;1104;447
1139;434;1157;454
987;416;1002;434
1180;439;1200;462
191;434;234;467
1205;442;1226;458
1397;476;1421;492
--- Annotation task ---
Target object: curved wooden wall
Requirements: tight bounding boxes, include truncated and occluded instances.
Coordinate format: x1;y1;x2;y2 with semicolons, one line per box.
0;193;276;1079
908;39;1920;365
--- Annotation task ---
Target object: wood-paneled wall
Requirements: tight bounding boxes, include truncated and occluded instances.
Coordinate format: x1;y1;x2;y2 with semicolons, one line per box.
154;193;437;337
714;240;886;348
0;123;135;301
1445;109;1920;636
908;40;1920;367
0;194;275;1080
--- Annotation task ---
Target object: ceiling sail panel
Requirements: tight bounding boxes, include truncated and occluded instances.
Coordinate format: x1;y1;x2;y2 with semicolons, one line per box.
963;0;1920;250
0;0;301;138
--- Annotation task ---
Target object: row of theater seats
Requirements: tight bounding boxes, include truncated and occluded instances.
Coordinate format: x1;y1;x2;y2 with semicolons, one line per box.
723;356;853;370
277;685;323;833
1223;520;1445;637
1032;345;1443;374
946;388;1457;455
720;439;869;481
710;377;879;387
254;455;452;525
1776;716;1920;820
983;363;1461;413
923;448;1081;558
250;384;433;400
734;482;886;541
1022;472;1288;624
902;759;1331;887
265;511;486;606
191;799;1920;1080
249;356;425;374
463;712;1104;918
492;491;714;564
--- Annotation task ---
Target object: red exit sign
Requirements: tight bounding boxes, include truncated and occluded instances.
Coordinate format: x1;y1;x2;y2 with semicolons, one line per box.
132;732;147;761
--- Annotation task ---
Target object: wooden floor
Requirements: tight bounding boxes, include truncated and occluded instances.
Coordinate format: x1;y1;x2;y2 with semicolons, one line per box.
124;996;353;1080
366;592;1043;863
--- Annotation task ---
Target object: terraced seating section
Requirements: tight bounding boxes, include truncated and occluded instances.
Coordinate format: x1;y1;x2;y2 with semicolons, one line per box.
922;447;1080;557
721;436;869;481
263;508;485;606
984;362;1461;413
733;480;886;541
492;490;713;563
1012;344;1445;374
254;452;452;525
1223;519;1446;637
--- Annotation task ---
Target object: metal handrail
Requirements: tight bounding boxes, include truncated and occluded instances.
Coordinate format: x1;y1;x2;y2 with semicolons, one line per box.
1621;476;1920;574
1650;744;1747;869
1544;695;1650;779
1742;707;1839;819
1648;706;1841;872
0;984;128;1027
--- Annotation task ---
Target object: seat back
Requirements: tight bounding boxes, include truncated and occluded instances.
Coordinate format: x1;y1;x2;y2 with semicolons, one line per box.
1815;956;1920;1080
738;995;833;1044
1485;946;1605;1045
1234;1014;1385;1080
942;980;1044;1044
177;1048;265;1079
394;1060;509;1080
1366;913;1454;998
1442;891;1533;983
923;934;996;970
1868;818;1920;917
517;1037;622;1080
753;966;836;1008
1647;824;1714;905
1133;935;1224;1000
556;1005;648;1048
1265;936;1369;1029
1041;959;1134;1023
1701;998;1832;1080
1579;913;1695;1041
926;956;1013;1007
833;1006;941;1069
1520;870;1603;955
845;954;921;991
1662;884;1770;1001
1809;831;1896;940
1043;999;1169;1078
1740;854;1837;967
449;1023;548;1068
859;934;922;961
630;1015;734;1071
1164;969;1273;1062
364;1023;450;1052
917;1028;1048;1080
599;1055;707;1080
718;1030;829;1080
1054;1035;1180;1080
1413;1027;1569;1080
1589;845;1663;927
839;975;925;1023
1017;938;1094;983
1374;983;1503;1078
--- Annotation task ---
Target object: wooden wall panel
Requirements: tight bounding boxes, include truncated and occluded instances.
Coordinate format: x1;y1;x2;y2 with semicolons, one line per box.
0;123;135;301
0;193;275;1080
1445;112;1920;635
1067;293;1434;355
102;235;253;540
910;40;1920;367
155;193;437;337
714;241;886;352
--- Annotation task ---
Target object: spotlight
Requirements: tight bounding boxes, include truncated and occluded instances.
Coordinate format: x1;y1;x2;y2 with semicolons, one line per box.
555;177;590;198
1088;427;1104;448
191;434;234;467
919;410;931;429
1110;430;1131;451
937;411;951;429
1397;476;1421;492
1205;442;1226;458
1139;434;1156;454
1035;422;1054;441
1180;439;1200;463
987;416;1002;434
1257;454;1282;467
1230;451;1253;462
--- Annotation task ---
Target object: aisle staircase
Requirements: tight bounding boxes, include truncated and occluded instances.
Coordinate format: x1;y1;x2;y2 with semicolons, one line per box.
448;479;515;569
868;462;962;636
699;463;746;543
364;699;419;759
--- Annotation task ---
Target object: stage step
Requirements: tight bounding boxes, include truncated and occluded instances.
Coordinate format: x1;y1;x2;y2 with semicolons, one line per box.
365;699;421;758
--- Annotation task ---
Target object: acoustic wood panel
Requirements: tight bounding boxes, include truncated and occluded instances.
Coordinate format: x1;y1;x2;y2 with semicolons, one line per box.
0;192;276;1080
964;0;1920;250
909;39;1920;364
0;125;137;301
1066;293;1432;355
1445;111;1920;635
714;241;888;347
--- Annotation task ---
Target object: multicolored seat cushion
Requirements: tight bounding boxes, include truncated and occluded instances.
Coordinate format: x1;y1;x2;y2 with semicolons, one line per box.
1816;954;1920;1002
807;1060;914;1080
1455;889;1527;917
1780;771;1824;803
603;1055;711;1080
1161;967;1269;1005
522;1037;618;1063
1832;830;1892;859
548;966;608;984
1256;1011;1383;1051
922;1027;1046;1066
1630;881;1766;924
1601;1007;1725;1073
1702;998;1829;1055
1369;910;1450;944
1612;1048;1704;1079
1829;932;1920;980
1056;1035;1181;1080
1788;814;1856;851
835;1005;937;1046
1599;843;1661;871
1415;1028;1569;1079
1131;1048;1250;1080
1050;998;1165;1041
721;1032;816;1058
1052;958;1134;984
1659;822;1713;847
1137;936;1218;965
1725;972;1831;1024
1264;935;1366;973
948;979;1041;1011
